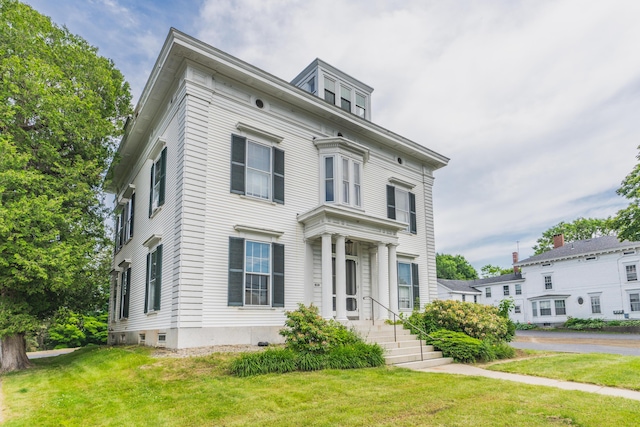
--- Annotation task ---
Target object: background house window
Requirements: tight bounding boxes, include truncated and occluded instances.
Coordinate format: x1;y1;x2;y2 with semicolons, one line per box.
514;305;521;314
462;294;466;302
145;245;163;313
555;300;566;315
630;293;640;312
397;262;420;310
473;295;478;303
532;301;538;317
119;267;131;319
386;185;416;234
626;265;637;282
228;237;284;307
231;135;284;204
485;287;491;298
149;148;166;216
539;300;551;316
544;275;553;290
515;283;522;295
324;77;335;104
590;295;601;314
503;285;509;296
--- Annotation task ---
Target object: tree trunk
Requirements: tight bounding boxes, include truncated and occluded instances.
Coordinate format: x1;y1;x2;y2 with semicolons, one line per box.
0;334;31;372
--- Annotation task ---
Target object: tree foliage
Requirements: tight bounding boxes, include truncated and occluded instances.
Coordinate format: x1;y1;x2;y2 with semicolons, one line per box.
435;253;478;280
0;0;131;371
480;264;513;278
532;217;615;255
615;146;640;241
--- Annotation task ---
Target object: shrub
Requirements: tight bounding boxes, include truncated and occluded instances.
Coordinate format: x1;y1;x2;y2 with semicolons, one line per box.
408;300;511;342
564;317;606;330
279;304;360;354
515;322;537;330
230;349;298;377
488;342;516;359
427;330;485;363
47;309;108;349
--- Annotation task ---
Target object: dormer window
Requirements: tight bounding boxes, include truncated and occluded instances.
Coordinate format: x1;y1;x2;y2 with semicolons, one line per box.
306;77;316;95
340;86;351;112
324;77;336;104
356;93;366;118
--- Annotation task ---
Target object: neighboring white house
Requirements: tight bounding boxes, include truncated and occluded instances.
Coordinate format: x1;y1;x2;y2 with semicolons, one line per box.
438;235;640;325
106;29;449;349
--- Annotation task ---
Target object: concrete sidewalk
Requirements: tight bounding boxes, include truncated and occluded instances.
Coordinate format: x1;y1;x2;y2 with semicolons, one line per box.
420;363;640;402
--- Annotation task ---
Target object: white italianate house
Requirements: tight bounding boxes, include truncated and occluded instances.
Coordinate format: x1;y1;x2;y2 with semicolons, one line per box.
437;235;640;326
106;29;449;349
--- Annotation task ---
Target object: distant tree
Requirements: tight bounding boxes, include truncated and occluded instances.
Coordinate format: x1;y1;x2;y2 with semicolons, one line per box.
0;0;131;372
532;217;615;255
615;146;640;241
480;264;513;278
436;253;478;280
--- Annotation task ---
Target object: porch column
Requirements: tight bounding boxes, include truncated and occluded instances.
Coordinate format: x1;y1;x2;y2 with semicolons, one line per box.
321;233;333;319
334;235;347;320
377;242;389;320
388;243;399;315
369;245;378;321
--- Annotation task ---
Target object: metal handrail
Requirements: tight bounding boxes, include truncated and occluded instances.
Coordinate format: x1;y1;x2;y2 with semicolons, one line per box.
363;296;434;361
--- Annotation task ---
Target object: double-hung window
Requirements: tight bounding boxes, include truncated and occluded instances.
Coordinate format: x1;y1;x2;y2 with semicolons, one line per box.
355;93;366;118
532;301;538;317
515;283;522;295
485;287;492;298
340;86;351;112
116;195;136;251
555;300;566;315
387;185;417;234
228;237;285;307
149;148;166;216
324;77;336;104
119;267;131;319
514;305;521;314
539;300;552;316
397;262;420;310
630;293;640;312
231;135;284;204
626;265;637;282
544;275;553;290
503;285;510;296
324;155;362;208
590;295;601;314
145;245;162;313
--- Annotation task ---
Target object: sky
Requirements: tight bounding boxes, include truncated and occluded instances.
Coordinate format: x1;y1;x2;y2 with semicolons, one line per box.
24;0;640;271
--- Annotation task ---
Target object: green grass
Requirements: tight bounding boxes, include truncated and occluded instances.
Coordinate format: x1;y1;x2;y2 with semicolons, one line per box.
486;353;640;391
3;346;640;426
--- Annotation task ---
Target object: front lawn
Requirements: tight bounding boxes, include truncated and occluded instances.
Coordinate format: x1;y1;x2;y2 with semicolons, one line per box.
486;352;640;390
2;346;640;426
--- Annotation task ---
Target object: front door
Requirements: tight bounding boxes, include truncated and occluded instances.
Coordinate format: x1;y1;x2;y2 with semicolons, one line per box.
332;257;359;319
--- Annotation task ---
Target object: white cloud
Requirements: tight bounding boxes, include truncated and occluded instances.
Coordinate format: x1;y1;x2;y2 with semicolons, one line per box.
25;0;640;271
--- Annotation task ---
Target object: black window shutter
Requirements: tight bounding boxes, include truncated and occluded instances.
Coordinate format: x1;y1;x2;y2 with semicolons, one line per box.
409;192;417;234
144;253;150;313
230;135;246;195
129;193;135;238
273;147;285;204
123;268;130;318
411;263;420;308
228;237;245;306
148;162;154;218
386;185;396;219
158;148;167;207
272;243;285;307
154;245;163;311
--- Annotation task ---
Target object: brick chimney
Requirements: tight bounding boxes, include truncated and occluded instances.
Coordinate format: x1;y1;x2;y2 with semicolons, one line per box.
512;251;520;274
553;233;565;249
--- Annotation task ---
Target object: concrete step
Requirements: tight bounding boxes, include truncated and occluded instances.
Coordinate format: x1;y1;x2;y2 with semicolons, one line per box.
384;344;435;357
376;339;428;350
393;357;454;370
384;351;444;365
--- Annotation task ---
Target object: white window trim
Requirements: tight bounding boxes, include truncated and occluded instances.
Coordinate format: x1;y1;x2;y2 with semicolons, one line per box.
625;264;638;282
397;261;413;310
543;274;553;290
245;139;272;201
244;240;272;307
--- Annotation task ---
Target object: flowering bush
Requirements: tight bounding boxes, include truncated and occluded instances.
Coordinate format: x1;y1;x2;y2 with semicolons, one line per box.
279;304;361;354
408;300;512;343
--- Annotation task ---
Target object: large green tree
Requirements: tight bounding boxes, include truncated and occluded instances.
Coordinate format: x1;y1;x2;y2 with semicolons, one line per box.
435;253;478;280
0;0;131;372
532;217;615;255
615;146;640;241
480;264;513;278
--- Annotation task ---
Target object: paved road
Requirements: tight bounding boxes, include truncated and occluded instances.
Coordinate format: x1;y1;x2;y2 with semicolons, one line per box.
513;330;640;356
27;348;78;359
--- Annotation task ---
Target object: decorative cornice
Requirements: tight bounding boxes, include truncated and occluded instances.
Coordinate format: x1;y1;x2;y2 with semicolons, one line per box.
314;137;370;162
236;122;284;143
388;177;416;189
233;224;284;238
143;234;162;248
